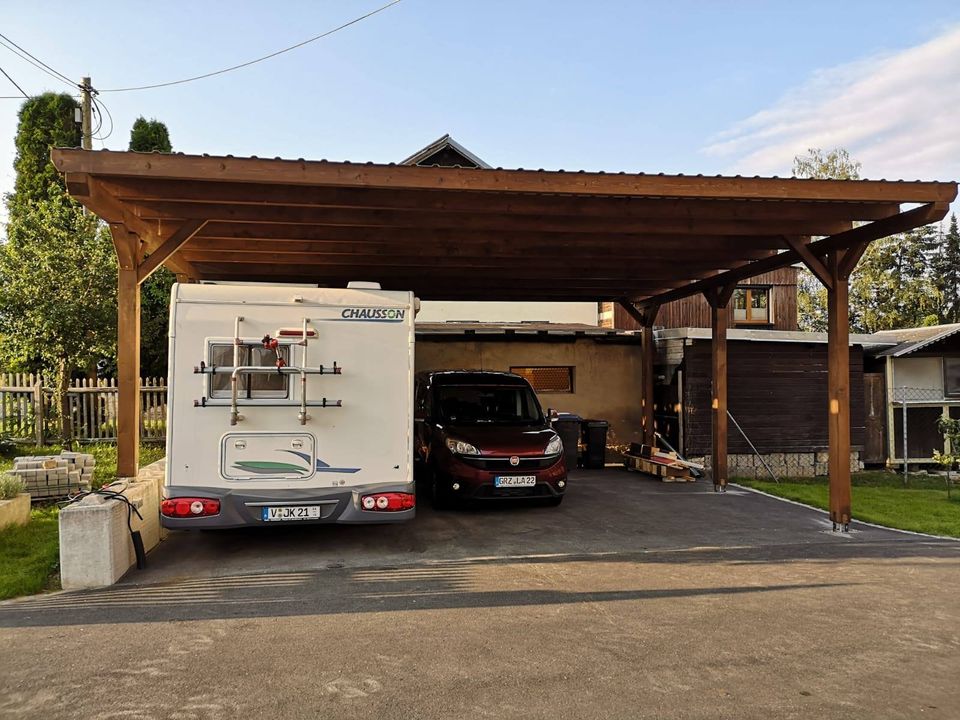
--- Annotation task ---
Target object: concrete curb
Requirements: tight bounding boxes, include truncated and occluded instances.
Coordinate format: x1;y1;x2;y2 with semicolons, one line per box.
730;482;960;543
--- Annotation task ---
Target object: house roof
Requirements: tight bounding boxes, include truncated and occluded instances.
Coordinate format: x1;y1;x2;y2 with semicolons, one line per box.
655;327;897;351
399;134;491;169
872;323;960;357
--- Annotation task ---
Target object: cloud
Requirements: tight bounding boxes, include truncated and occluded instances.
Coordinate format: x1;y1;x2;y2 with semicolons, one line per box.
703;25;960;182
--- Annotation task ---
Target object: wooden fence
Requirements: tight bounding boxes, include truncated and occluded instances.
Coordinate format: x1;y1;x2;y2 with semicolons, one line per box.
0;373;167;445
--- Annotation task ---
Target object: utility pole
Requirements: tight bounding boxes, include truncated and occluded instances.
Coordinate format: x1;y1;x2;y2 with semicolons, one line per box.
80;76;92;150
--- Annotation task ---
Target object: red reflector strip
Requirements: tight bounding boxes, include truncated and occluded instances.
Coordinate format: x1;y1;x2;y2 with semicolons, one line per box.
359;492;415;512
161;497;221;518
277;329;318;337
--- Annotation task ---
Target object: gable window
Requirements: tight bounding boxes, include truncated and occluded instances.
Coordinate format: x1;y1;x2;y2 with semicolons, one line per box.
733;286;771;325
510;366;574;393
945;358;960;398
208;343;290;399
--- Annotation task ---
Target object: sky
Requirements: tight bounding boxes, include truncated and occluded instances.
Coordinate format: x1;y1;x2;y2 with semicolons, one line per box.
1;0;959;221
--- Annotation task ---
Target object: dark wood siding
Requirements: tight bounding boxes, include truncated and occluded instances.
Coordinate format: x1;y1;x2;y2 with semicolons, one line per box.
602;267;798;331
681;340;865;455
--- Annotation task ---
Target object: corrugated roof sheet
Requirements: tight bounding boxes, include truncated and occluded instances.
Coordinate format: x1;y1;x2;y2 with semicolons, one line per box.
654;327;897;350
872;323;960;356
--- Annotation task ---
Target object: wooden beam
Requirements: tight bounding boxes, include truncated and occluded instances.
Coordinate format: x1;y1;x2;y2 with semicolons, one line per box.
782;236;833;290
97;177;906;222
137;220;207;284
122;199;856;237
117;266;141;478
645;202;952;305
639;305;660;446
827;250;852;528
50;149;958;204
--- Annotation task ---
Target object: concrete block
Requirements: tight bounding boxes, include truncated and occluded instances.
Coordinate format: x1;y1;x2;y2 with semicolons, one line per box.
0;493;30;530
59;495;130;589
58;458;166;590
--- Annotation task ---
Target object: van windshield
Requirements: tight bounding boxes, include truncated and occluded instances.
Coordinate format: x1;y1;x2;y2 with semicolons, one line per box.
436;385;543;426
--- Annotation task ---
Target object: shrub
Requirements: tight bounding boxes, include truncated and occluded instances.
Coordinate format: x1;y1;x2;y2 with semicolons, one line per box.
0;474;26;500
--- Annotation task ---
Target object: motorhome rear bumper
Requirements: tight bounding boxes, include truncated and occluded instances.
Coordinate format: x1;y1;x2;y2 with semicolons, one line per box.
161;484;415;529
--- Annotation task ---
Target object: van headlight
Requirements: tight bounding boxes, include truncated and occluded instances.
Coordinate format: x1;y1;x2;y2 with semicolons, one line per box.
446;437;480;456
545;434;563;456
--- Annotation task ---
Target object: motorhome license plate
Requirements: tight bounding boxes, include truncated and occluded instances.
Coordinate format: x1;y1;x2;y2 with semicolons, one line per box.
262;506;322;522
494;475;537;487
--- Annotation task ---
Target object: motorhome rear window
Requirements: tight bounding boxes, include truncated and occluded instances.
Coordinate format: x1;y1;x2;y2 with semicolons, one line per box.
208;344;290;399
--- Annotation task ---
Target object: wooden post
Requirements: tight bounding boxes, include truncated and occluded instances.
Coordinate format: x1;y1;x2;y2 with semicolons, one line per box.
33;378;44;446
641;321;655;446
117;266;141;477
113;223;142;479
705;285;736;491
711;300;729;490
827;251;852;528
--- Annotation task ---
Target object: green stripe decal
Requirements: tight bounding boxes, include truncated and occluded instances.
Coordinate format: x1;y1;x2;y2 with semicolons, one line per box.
232;461;309;475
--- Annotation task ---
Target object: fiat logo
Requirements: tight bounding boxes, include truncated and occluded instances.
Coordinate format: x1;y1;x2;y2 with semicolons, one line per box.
509;456;520;466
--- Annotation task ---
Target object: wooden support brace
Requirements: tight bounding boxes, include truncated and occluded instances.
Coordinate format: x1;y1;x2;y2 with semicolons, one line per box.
704;285;734;490
637;303;660;446
782;236;833;290
137;220;207;284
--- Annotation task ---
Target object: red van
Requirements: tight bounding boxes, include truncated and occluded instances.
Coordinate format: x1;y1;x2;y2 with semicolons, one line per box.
414;371;567;509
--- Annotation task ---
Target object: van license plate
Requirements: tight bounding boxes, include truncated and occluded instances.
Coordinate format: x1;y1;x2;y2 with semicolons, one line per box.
494;475;537;487
262;506;322;522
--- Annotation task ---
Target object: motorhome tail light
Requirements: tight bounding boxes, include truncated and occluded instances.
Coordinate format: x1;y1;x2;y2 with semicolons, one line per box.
359;492;415;512
161;497;221;518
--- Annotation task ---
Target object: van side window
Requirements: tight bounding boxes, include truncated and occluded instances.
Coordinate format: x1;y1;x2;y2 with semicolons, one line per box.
208;343;290;399
415;383;431;419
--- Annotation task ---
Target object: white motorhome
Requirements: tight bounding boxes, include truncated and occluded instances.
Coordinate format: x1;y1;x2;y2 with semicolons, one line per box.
161;282;416;528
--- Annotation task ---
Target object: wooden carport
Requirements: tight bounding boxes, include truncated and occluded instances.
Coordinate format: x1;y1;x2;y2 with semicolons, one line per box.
51;148;957;528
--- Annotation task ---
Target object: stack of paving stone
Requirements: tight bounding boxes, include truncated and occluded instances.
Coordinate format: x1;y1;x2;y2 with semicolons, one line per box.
4;452;95;499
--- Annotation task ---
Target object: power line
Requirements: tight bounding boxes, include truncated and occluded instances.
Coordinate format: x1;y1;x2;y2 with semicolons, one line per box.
0;31;75;86
0;35;76;89
0;65;28;98
100;0;402;92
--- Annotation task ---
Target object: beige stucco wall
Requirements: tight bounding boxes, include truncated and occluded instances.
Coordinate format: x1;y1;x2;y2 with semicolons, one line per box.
892;356;944;395
415;338;644;447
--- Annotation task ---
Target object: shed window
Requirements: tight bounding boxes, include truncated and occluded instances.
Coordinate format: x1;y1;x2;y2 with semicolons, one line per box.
510;366;574;393
209;343;290;399
733;286;771;324
945;358;960;398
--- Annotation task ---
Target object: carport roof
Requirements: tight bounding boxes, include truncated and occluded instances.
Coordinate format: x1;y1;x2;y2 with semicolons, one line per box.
51;148;957;306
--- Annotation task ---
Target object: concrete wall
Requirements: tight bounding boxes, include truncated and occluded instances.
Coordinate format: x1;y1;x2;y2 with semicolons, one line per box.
415;338;644;447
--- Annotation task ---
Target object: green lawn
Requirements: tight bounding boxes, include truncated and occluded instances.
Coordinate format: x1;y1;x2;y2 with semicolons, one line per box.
0;506;61;599
736;472;960;538
0;443;166;601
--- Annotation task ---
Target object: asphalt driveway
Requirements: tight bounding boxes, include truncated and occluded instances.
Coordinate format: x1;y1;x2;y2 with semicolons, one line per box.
1;469;958;719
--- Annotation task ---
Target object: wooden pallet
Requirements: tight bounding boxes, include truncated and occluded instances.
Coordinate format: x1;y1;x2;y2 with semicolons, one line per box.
624;449;696;482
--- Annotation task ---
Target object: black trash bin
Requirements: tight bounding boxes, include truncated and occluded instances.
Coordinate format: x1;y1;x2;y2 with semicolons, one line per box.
551;413;582;470
581;419;609;469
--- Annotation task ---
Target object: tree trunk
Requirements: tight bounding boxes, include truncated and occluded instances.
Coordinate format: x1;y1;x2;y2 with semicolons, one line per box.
55;358;73;442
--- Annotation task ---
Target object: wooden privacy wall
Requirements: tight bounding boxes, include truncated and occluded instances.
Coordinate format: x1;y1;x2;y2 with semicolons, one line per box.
681;342;865;455
0;373;167;444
